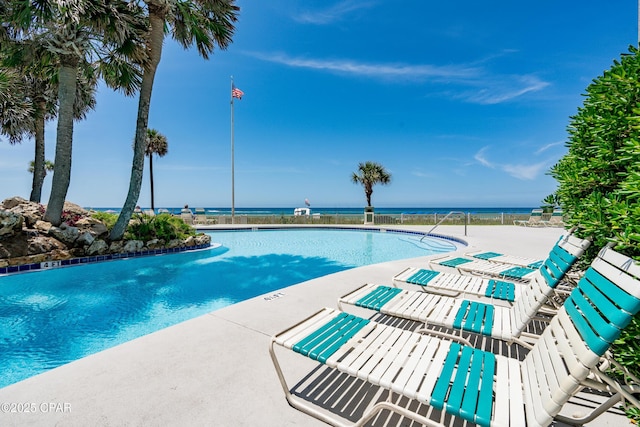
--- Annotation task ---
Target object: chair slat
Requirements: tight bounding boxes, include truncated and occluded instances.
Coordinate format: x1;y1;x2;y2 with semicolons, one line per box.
430;342;462;409
585;265;640;314
445;346;474;416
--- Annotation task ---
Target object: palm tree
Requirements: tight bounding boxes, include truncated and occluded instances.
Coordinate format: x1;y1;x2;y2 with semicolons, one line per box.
5;0;146;225
29;159;54;174
110;0;239;240
1;37;83;204
351;161;392;208
145;128;168;211
541;193;560;213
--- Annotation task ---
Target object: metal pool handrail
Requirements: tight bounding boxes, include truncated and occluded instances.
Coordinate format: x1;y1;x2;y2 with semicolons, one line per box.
421;211;467;239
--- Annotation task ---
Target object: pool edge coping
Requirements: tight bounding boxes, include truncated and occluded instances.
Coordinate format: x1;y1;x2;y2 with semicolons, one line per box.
0;225;467;277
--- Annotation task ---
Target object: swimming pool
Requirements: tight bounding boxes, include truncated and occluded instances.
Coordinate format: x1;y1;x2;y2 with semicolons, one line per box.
0;227;460;388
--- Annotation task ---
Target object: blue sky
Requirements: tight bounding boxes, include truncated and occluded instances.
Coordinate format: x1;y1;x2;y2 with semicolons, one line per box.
1;1;637;208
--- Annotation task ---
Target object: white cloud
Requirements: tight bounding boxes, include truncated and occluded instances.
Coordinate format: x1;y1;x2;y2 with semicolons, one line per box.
473;146;553;180
294;1;376;25
247;52;550;104
249;52;479;80
502;162;549;180
535;141;564;154
460;75;550;105
474;147;494;168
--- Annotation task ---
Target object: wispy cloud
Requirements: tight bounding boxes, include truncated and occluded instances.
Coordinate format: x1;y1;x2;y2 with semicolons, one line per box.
474;146;495;168
247;52;549;104
501;162;549;180
535;140;564;154
249;52;479;80
460;75;550;105
473;146;552;180
294;1;376;25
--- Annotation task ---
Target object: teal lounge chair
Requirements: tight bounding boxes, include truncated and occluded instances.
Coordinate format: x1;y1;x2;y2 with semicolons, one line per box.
465;250;543;269
340;235;590;347
541;208;565;227
424;231;590;282
270;246;640;427
514;208;544;226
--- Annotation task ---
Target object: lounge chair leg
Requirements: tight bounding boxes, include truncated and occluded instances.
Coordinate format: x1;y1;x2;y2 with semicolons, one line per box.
553;392;623;425
269;341;352;427
355;400;446;427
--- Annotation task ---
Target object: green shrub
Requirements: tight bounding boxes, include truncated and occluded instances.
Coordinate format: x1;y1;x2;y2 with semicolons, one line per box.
124;213;196;242
550;46;640;421
90;211;118;230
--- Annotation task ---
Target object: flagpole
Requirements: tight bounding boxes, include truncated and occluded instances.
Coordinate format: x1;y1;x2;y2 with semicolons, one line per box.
230;76;235;224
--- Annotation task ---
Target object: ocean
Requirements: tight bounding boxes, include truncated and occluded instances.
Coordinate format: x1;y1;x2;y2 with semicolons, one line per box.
93;207;537;216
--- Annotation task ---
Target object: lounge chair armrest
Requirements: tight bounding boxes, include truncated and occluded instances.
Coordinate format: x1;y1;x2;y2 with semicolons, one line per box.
416;324;472;347
415;326;472;347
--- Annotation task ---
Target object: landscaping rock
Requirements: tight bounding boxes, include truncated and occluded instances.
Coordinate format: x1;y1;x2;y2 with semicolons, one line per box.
27;236;66;255
86;239;109;256
0;210;23;239
123;240;144;253
0;196;212;266
146;239;165;250
75;217;108;237
76;231;95;247
48;225;80;246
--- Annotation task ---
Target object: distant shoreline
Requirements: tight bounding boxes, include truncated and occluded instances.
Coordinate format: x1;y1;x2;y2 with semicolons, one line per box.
91;207;538;216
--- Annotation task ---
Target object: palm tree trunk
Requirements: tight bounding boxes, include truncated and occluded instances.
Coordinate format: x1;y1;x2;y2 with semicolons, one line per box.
44;59;78;225
110;11;164;240
149;154;155;211
30;98;46;203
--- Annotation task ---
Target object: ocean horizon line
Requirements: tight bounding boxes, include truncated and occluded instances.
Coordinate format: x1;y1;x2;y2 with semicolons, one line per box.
91;206;538;215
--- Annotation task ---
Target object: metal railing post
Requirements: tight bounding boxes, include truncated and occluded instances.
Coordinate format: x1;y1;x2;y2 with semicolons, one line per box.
422;211;467;240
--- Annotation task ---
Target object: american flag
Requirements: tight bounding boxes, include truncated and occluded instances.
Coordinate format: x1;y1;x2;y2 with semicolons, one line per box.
232;87;244;100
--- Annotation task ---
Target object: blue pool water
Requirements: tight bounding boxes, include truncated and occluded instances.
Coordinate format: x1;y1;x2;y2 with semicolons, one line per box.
0;228;460;388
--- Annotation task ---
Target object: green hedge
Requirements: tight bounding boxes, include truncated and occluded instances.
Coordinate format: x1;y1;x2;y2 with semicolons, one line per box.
550;46;640;420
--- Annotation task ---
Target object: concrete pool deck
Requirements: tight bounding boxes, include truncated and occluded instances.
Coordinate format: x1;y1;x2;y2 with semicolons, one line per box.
0;225;631;426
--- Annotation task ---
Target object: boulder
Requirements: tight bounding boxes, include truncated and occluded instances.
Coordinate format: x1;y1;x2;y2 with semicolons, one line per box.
195;234;211;246
48;225;79;246
145;239;165;250
62;201;88;217
184;236;196;247
167;239;183;249
76;231;95;247
123;240;144;253
0;244;10;259
75;217;108;237
49;249;72;261
86;239;109;255
2;196;29;209
0;210;23;239
109;240;125;254
27;236;66;255
34;220;52;233
9;203;44;228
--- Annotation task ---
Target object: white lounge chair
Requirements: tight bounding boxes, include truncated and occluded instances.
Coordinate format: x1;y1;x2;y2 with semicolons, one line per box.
429;232;590;283
541;208;565;227
194;208;208;224
270;246;640;427
464;250;543;269
180;212;194;225
340;235;591;348
514;208;544;226
395;232;590;303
